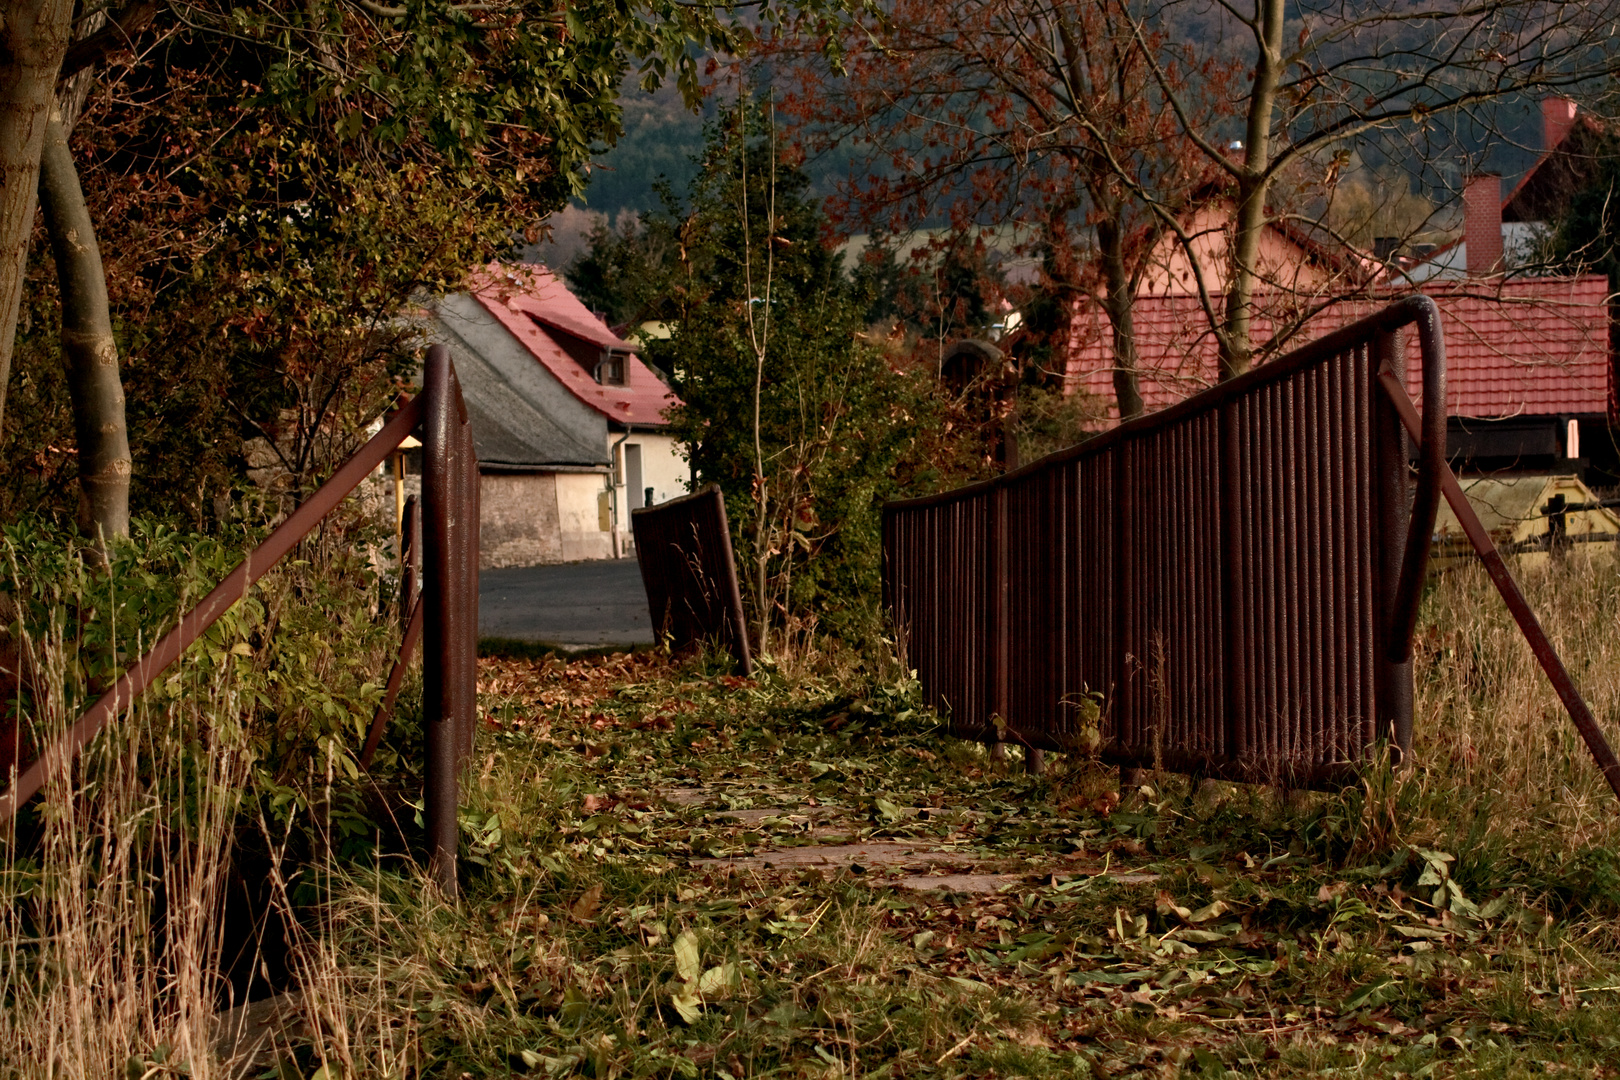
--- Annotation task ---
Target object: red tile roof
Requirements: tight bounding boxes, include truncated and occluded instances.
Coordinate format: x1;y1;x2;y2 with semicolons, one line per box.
470;263;679;428
1066;276;1613;422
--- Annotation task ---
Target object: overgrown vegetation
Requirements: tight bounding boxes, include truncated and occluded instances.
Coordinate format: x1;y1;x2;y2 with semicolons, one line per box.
571;105;963;642
5;509;1620;1077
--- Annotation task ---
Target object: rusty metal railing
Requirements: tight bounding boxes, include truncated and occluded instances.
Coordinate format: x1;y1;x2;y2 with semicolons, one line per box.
885;296;1620;798
0;344;480;894
631;484;752;674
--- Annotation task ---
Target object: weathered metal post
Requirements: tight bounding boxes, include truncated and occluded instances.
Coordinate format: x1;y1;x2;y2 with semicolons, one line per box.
990;483;1010;761
1371;330;1414;761
1114;442;1144;794
1219;399;1247;768
459;399;481;756
711;491;752;676
421;344;475;898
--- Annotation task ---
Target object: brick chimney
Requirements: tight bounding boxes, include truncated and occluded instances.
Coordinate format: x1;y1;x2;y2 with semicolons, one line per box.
1463;173;1503;276
1542;96;1578;151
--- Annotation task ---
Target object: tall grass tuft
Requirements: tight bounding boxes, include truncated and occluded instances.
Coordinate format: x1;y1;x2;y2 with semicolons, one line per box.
1412;550;1620;860
0;511;402;1079
0;550;253;1079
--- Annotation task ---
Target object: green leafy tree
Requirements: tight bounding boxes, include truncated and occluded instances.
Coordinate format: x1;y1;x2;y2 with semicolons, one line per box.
566;210;684;329
645;102;945;647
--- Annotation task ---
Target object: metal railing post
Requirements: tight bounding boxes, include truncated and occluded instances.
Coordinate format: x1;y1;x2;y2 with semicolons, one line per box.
990;483;1009;753
1219;400;1246;763
421;343;473;898
1371;329;1414;760
459;401;480;757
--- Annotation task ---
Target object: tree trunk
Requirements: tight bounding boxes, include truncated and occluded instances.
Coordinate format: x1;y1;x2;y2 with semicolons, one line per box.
0;0;74;437
40;112;130;539
1096;215;1144;419
1218;0;1284;381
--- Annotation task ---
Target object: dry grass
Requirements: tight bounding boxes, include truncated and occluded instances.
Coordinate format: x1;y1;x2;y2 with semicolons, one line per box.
1413;550;1620;853
0;613;252;1079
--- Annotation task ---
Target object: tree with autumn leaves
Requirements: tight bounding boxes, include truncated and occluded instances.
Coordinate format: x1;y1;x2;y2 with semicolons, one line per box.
0;0;863;536
775;0;1220;419
772;0;1620;419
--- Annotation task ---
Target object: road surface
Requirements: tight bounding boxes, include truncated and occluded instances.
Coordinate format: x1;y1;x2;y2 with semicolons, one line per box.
478;558;653;649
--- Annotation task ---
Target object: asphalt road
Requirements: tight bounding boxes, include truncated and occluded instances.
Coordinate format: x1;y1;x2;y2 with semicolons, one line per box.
478;558;653;648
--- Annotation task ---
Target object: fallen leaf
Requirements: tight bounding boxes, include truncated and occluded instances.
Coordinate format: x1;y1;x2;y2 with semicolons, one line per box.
699;962;738;998
571;884;603;922
670;986;702;1024
674;929;702;982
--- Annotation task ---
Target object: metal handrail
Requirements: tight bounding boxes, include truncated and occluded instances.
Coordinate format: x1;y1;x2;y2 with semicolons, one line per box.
1381;298;1447;663
886;295;1447;514
884;295;1620;801
1381;377;1620;800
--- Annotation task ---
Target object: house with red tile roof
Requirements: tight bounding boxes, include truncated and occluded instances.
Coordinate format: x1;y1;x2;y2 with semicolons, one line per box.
1059;98;1618;479
1066;276;1612;473
422;263;688;567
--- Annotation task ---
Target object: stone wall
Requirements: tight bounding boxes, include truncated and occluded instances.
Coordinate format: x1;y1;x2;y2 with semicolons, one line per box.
478;473;563;569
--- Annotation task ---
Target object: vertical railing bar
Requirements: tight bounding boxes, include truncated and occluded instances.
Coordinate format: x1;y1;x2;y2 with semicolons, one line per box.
1279;375;1300;765
1242;393;1258;764
1355;342;1376;752
1307;363;1329;763
1114;441;1132;754
1372;328;1413;758
422;344;465;897
1326;353;1349;762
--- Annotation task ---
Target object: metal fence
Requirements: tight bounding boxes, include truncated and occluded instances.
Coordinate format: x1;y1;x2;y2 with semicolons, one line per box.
0;344;480;894
885;296;1620;797
631;484;752;674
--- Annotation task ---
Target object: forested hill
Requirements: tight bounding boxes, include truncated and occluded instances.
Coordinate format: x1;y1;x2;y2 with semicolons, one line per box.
579;81;707;218
536;78;1559;270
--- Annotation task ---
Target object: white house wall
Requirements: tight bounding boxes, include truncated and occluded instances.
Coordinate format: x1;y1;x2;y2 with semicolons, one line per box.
611;431;690;533
558;471;614;561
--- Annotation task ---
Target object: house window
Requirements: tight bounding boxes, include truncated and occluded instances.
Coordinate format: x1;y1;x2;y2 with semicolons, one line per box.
598;351;627;386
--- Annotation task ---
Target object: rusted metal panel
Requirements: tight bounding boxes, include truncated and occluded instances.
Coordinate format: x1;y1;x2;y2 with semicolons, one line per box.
882;296;1600;791
630;484;752;674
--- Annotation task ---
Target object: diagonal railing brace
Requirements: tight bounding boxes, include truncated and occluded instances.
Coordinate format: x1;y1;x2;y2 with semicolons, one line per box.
1378;371;1620;801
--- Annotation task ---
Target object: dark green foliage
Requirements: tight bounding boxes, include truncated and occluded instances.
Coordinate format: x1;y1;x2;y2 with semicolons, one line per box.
565;208;684;329
851;231;1008;340
579;104;949;635
664;122;941;631
1;510;401;831
2;0;865;528
1545;126;1620;288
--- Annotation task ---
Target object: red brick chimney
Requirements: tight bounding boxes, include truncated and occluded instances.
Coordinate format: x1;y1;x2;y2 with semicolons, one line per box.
1542;96;1578;151
1463;173;1503;276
